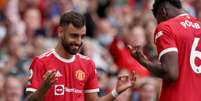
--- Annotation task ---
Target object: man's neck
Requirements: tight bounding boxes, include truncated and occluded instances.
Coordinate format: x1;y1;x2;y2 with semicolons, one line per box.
171;9;187;18
55;43;73;59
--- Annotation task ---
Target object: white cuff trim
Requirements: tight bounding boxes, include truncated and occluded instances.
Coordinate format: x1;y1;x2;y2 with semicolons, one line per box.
26;88;37;92
84;88;99;93
159;47;178;60
111;89;118;98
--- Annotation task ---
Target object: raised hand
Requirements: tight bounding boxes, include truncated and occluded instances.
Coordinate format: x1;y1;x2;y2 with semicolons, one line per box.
127;45;147;63
41;70;57;89
115;71;136;94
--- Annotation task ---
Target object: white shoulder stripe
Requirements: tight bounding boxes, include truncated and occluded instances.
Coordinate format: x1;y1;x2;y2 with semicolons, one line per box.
159;47;178;60
84;88;99;93
26;88;37;92
38;49;54;59
77;54;90;60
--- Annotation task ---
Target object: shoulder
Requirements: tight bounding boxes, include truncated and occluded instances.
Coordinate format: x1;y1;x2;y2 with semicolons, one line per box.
157;21;172;31
77;53;91;61
155;16;189;35
76;53;95;66
37;49;54;59
157;16;184;29
154;22;171;37
157;15;190;31
33;49;54;63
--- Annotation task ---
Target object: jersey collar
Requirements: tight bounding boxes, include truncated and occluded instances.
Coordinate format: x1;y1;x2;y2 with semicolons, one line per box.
52;49;75;63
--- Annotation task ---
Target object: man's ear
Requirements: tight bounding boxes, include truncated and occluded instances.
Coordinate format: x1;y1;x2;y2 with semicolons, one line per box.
158;7;167;20
161;7;167;17
58;26;63;37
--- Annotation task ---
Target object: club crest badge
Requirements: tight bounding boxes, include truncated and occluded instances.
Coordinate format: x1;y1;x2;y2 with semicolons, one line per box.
75;69;85;81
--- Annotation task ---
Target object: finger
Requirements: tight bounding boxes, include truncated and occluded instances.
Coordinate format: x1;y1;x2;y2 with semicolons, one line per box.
127;45;133;50
43;70;52;80
118;74;129;78
127;45;137;53
48;70;57;80
50;77;58;85
118;74;129;81
50;70;59;84
44;70;57;86
130;71;136;81
116;81;133;94
129;71;136;86
44;70;57;81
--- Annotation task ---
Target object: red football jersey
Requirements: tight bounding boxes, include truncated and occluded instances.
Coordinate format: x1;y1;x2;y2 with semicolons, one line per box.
26;49;99;101
154;14;201;101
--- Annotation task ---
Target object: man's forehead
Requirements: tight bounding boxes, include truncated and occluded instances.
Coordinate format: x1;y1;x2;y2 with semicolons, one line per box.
65;24;86;34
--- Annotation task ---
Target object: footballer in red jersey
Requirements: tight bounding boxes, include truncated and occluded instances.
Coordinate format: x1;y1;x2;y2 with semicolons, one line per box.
26;11;136;101
26;49;100;101
129;0;201;101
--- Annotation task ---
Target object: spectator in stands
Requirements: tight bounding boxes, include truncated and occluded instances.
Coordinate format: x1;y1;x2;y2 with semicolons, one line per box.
3;75;23;101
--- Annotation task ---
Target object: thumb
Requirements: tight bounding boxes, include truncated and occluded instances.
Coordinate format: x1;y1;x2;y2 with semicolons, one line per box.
116;83;132;94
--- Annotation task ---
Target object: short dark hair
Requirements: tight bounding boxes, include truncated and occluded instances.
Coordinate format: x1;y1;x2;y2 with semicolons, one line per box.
152;0;182;17
59;11;85;28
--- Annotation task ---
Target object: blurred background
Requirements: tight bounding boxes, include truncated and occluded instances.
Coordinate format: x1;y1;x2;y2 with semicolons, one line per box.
0;0;200;101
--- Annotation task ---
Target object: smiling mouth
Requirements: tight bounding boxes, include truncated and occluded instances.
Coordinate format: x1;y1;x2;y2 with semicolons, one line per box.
72;45;79;49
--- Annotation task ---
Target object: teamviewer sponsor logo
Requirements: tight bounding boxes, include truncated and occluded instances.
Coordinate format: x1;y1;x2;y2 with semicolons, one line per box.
54;85;83;95
55;85;65;95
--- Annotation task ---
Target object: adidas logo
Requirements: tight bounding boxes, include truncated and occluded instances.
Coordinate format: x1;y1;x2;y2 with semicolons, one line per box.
55;71;63;77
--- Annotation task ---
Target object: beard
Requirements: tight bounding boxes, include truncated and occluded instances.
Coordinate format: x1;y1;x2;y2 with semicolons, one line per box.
61;38;82;55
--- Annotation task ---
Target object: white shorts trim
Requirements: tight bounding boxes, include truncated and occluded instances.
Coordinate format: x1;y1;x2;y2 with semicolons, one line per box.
84;88;100;93
26;88;37;92
159;47;178;60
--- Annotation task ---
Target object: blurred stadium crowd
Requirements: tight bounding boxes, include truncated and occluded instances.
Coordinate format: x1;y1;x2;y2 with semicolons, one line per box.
0;0;200;101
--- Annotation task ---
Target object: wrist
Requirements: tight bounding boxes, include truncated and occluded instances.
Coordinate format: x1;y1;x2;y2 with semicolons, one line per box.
111;89;119;98
40;82;51;92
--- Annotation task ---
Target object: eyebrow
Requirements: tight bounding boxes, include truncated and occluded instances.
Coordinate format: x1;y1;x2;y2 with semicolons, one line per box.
69;32;86;37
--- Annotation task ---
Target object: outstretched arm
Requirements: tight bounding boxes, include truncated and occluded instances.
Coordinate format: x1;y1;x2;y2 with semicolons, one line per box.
85;72;136;101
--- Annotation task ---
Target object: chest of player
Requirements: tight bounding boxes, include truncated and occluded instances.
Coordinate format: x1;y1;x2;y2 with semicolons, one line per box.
45;61;89;95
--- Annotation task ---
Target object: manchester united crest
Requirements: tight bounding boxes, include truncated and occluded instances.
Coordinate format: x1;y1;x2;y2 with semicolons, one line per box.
75;69;85;81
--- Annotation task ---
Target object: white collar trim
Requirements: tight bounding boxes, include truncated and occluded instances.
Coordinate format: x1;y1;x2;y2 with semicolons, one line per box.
52;49;75;63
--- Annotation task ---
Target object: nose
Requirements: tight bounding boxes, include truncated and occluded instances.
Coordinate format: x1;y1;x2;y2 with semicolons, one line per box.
74;36;82;46
78;36;82;43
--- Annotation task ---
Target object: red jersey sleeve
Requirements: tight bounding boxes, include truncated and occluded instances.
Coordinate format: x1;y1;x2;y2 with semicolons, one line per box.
84;60;99;93
26;57;46;92
154;24;178;60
